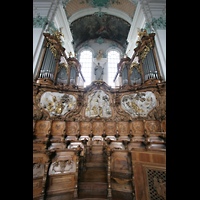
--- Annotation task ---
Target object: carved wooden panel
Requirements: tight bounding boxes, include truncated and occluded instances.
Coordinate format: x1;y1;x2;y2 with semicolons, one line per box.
111;151;131;173
33;178;43;199
47;150;77;195
131;151;166;200
47;174;75;195
49;160;76;175
33;143;46;151
105;122;116;136
111;180;132;193
66;122;79;136
144;166;166;200
118;122;129;136
33;163;45;178
161;120;166;132
51;121;66;136
33;152;50;199
34;120;51;137
33;152;49;165
80;122;91;135
130;121;144;135
33;120;36;132
110;142;125;150
92;122;104;136
131;151;166;164
144;120;161;134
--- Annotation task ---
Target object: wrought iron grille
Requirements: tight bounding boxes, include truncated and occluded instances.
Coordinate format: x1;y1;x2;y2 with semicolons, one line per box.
145;167;166;200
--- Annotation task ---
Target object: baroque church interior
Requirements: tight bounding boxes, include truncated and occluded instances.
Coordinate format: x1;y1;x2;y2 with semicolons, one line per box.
33;0;166;199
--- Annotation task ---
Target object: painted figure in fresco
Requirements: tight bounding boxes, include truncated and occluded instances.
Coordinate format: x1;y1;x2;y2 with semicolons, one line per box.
95;63;104;80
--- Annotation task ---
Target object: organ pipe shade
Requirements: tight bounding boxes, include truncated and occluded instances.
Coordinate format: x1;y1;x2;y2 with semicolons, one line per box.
39;47;57;80
142;49;159;81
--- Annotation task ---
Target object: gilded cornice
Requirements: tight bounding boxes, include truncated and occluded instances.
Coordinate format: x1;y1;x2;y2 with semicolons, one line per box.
67;57;81;74
43;33;65;60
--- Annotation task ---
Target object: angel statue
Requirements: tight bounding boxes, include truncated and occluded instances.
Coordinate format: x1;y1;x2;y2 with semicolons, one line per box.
95;63;104;80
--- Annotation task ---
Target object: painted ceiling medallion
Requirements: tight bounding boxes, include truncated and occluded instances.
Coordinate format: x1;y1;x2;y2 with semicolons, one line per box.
40;92;76;117
85;90;112;118
121;91;157;117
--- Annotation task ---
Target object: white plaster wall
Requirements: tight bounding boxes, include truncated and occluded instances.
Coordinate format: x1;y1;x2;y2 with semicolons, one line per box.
33;28;45;79
155;29;166;80
54;4;74;56
33;0;75;80
126;1;146;58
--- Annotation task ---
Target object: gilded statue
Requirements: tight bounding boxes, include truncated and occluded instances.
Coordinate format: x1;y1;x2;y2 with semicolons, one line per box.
49;27;64;43
55;102;63;114
99;106;103;116
91;105;98;115
127;101;144;114
96;49;103;60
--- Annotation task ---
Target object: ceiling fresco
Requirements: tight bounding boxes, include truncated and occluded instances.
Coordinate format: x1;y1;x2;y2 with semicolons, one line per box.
64;0;136;19
70;14;131;50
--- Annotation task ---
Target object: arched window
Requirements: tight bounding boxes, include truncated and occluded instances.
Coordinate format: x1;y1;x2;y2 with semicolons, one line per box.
79;50;93;87
108;50;120;87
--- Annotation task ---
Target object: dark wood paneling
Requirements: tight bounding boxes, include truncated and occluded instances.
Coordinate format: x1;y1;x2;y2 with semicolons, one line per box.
66;122;79;136
92;122;104;136
80;122;91;135
118;122;129;136
105;122;116;136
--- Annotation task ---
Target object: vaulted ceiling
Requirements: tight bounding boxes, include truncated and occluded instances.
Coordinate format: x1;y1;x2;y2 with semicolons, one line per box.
70;14;130;50
64;0;136;19
63;0;137;51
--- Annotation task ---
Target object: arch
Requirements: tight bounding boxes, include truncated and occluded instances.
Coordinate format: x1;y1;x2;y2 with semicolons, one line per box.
68;7;132;25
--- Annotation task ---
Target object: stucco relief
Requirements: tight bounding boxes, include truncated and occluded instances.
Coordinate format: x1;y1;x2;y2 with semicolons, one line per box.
121;91;157;117
85;90;112;118
40;92;76;116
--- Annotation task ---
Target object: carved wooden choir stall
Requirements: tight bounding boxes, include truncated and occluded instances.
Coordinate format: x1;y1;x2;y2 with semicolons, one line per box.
33;32;166;200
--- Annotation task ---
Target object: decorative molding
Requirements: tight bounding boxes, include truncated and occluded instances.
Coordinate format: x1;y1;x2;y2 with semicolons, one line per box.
33;13;48;28
152;16;166;31
68;7;132;24
144;16;166;34
95;36;105;44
